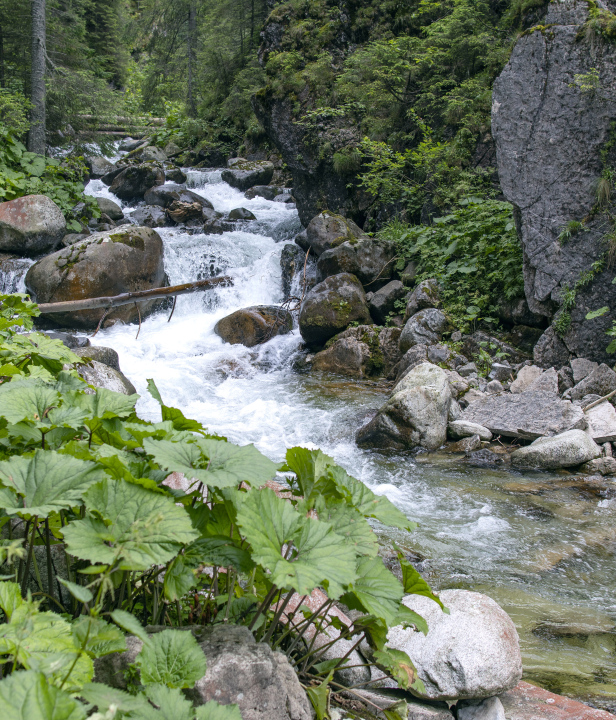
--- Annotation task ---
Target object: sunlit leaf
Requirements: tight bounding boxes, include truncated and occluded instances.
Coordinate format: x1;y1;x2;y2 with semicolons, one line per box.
137;629;207;689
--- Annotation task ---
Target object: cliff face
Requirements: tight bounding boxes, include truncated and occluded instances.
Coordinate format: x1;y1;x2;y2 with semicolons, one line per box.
492;0;616;362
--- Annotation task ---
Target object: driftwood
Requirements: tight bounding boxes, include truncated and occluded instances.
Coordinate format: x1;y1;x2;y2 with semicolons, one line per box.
36;276;233;315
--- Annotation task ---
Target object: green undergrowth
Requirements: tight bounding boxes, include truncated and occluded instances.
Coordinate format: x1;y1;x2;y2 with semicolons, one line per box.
380;197;524;332
0;292;442;719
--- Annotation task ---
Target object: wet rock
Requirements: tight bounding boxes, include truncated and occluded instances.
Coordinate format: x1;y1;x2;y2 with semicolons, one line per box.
215;306;293;348
131;205;170;228
399;308;449;354
312;326;401;378
392;345;429;383
404;279;440;320
447;435;481;453
368;280;407;324
144;184;214;210
568;363;616;401
499;680;616;720
0;195;66;255
526;367;559;394
466;449;506;468
296;212;365;257
227;207;256;221
280;243;307;300
298;273;371;347
245;185;284;200
85;156;115;179
109;165;165;201
580;457;616;476
25;226;166;329
458;362;478;378
387;589;522;701
202;211;231;235
165;167;187;183
458;698;505;720
96;197;123;221
221;158;275;191
78;360;136;395
73;346;120;371
460;392;586;440
571;357;599;385
316;236;396;286
356;362;451;451
488;363;512;383
167;201;204;225
486;380;505;395
585;401;616;443
128;144;167;163
448;420;492;441
101;166;124;186
533;327;570;369
510;365;543;394
511;430;601;470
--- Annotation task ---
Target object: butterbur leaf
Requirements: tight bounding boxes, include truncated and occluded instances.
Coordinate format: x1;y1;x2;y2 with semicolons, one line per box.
73;387;138;420
63;478;199;570
147;378;164;405
110;609;151;645
0;450;106;517
340;556;404;626
195;438;278;488
71;616;126;658
195;701;242;720
143;438;203;478
284;447;335;500
0;382;59;424
147;378;207;433
315;499;378;557
80;683;153;715
145;684;194;720
373;648;417;690
0;580;23;619
137;629;207;689
57;578;93;604
0;670;86;720
396;549;445;611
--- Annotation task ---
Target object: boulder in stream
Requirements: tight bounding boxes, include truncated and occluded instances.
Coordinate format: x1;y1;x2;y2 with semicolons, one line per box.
399;308;449;354
296;212;365;257
311;325;401;378
221;158;275;191
316;236;396;287
85;156;115;179
227;207;256;221
109;165;165;201
77;360;137;395
95;197;123;221
0;195;66;255
510;429;601;470
215;305;293;347
131;205;170;228
144;184;213;210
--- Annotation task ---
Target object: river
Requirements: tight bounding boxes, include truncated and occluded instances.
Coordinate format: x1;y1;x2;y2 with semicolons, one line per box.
5;161;616;711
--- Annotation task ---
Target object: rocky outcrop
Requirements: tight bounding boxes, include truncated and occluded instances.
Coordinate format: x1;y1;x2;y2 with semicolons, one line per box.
0;195;66;255
311;325;401;378
109;165;165;201
215;306;293;347
510;429;601;469
25;226;166;328
298;273;371;347
221;158;274;191
492;0;616;362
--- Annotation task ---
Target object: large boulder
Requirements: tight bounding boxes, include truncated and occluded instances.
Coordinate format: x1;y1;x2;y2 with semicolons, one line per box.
85;156;115;179
316;236;396;286
585;401;616;443
221;159;275;191
399;308;449;354
95;197;123;221
387;589;522;701
144;184;213;210
568;363;616;401
0;195;66;255
131;205;170;228
460;391;586;440
299;273;371;347
368;280;407;324
510;429;601;470
77;360;137;395
311;325;401;378
109;165;165;201
25;226;166;328
128;144;167;163
492;1;616;362
533;327;570;369
296;212;365;257
356;362;451;450
404;279;440;320
215;306;293;347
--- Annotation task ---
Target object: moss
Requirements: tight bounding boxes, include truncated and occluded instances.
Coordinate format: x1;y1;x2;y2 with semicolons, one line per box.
109;232;145;251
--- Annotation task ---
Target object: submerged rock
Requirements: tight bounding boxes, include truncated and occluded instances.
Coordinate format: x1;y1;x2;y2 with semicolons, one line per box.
0;195;66;255
215;306;293;347
510;430;601;470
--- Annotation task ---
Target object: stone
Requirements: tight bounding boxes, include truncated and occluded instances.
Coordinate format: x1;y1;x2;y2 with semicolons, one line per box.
526;367;559;394
448;420;492;441
131;205;170;228
296;212;365;257
77;360;136;395
499;680;616;720
460;388;488;408
447;434;481;453
356;362;451;450
298;273;372;347
393;345;429;383
85;156;115;179
144;184;214;210
221;159;275;191
368;280;407;324
95;197;123;221
167;201;205;225
119;137;142;151
585;401;616;443
312;325;401;378
316;236;396;286
466;449;506;468
109;165;165;201
571;358;599;385
61;233;88;247
407;701;454;720
101;166;124;186
580;457;616;476
569;363;616;401
448;399;462;422
215;306;293;347
164;141;182;156
73;346;120;371
165;167;187;183
42;331;90;349
400;261;417;286
444;370;469;399
280;243;307;300
458;362;478;378
404;279;440;320
488;363;512;383
427;343;452;366
227;207;257;221
510;365;543;394
511;430;601;470
387;589;522;701
486;380;504;395
399;308;449;354
460;391;587;440
458;698;506;720
0;195;66;255
25;226;166;329
245;185;284;200
128;144;167;163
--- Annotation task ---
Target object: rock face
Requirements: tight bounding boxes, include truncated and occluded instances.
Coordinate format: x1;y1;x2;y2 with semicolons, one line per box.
460;391;586;440
492;1;616;362
311;325;401;378
297;212;365;258
215;306;293;347
25;226;166;328
399;308;449;354
221;159;275;191
356;362;451;450
510;429;601;470
299;273;371;347
387;589;522;702
0;195;66;255
316;236;396;286
109;165;165;201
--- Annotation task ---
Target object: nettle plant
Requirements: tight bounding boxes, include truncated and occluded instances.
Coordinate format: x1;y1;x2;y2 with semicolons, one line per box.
0;294;440;719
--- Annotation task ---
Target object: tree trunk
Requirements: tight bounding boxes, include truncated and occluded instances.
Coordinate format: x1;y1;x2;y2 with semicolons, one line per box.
28;0;46;154
187;1;197;117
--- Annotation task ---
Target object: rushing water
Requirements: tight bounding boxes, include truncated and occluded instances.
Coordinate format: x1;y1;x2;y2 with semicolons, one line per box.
5;161;616;710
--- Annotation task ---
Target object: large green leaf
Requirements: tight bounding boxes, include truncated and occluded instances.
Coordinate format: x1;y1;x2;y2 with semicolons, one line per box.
110;609;151;645
0;450;106;517
397;550;445;611
137;629;207;689
62;478;199;570
314;499;378;557
0;580;23;619
71;616;127;658
340;556;404;626
373;648;424;693
80;683;154;716
285;447;335;502
194;701;242;720
145;684;195;720
0;382;59;424
195;438;279;488
236;488;357;597
142;438;203;481
69;386;138;420
0;670;86;720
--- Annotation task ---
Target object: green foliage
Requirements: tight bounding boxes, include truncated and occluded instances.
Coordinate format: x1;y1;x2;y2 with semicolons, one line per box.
0;91;31;138
558;220;587;244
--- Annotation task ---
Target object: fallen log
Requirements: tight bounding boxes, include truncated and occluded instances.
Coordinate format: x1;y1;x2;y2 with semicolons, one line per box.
36;276;233;314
